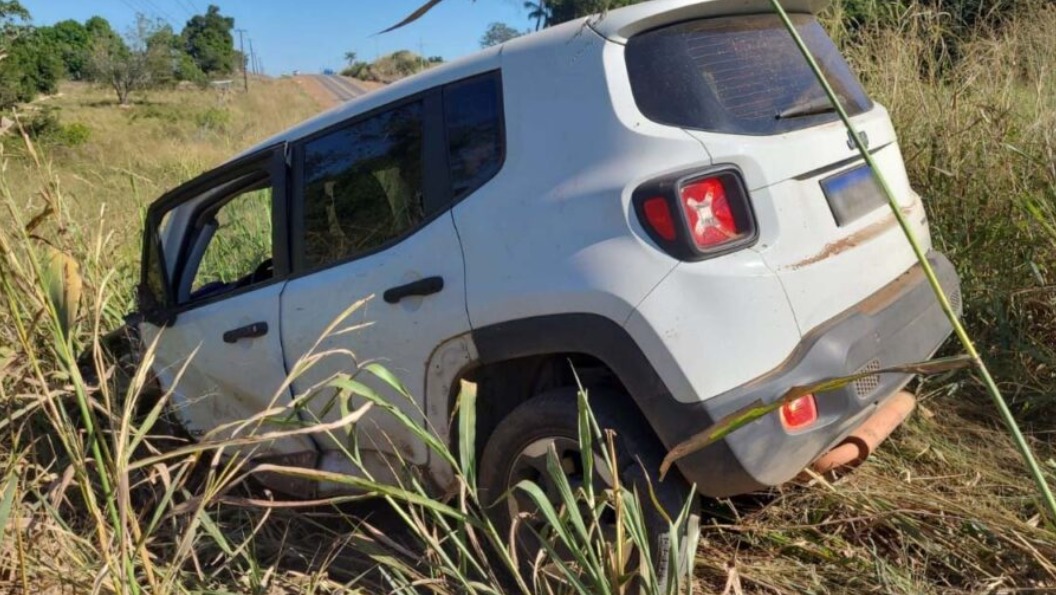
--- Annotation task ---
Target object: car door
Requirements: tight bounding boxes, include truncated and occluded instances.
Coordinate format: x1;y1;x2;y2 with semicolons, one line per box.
280;89;474;478
138;146;318;468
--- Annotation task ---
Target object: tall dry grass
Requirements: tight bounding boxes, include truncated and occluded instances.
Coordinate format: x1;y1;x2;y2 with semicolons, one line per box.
685;4;1056;592
840;1;1056;417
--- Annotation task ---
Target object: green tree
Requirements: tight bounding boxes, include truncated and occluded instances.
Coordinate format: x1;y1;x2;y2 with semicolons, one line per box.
181;4;235;75
37;20;91;80
0;28;63;108
480;22;522;47
85;15;120;44
87;14;168;105
0;0;29;61
524;1;550;31
0;3;65;109
392;0;642;31
545;0;639;25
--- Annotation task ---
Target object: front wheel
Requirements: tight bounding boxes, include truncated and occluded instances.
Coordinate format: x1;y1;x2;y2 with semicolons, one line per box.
477;387;699;588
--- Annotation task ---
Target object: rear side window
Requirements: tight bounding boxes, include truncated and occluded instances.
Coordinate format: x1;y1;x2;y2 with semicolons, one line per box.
300;101;425;270
444;73;503;200
626;14;872;136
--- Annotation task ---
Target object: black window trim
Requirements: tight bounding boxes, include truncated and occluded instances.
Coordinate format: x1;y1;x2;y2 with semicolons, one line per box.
287;69;506;279
139;142;291;322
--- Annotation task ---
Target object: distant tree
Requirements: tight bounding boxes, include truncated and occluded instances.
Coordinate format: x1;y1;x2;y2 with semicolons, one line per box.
0;2;65;108
343;50;358;66
85;16;120;45
144;23;184;86
392;0;642;32
36;19;92;80
524;0;550;31
480;22;522;47
0;0;30;60
181;4;235;75
0;28;64;108
87;14;167;105
545;0;640;25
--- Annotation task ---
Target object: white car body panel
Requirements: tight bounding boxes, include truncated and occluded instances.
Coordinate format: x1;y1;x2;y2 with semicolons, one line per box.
142;284;315;458
279;213;471;466
454;20;705;330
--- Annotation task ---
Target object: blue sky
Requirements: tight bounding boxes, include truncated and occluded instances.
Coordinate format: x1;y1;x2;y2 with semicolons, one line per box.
21;0;531;75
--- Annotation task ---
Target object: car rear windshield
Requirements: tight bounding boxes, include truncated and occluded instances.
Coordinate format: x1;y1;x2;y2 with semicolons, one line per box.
626;13;872;136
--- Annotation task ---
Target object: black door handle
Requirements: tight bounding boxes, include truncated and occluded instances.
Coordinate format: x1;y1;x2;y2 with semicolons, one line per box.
223;321;269;343
383;276;444;304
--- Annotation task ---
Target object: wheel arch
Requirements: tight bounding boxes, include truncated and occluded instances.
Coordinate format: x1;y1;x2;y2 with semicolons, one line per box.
423;314;685;493
466;314;679;450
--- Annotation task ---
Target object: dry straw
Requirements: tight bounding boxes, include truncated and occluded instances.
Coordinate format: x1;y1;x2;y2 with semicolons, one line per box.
766;0;1056;524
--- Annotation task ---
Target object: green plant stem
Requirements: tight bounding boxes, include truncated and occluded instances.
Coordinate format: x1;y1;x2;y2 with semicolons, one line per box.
767;0;1056;523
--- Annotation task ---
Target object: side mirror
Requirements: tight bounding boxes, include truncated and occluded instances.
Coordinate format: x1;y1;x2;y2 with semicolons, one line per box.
138;283;177;327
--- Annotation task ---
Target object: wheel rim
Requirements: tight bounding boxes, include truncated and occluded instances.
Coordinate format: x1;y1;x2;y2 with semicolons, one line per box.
504;435;616;527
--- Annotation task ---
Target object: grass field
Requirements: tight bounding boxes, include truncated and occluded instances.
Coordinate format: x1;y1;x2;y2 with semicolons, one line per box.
1;4;1055;593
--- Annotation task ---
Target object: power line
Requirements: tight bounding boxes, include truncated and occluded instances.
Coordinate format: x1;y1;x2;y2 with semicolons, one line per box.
139;0;179;24
119;0;172;26
172;0;196;19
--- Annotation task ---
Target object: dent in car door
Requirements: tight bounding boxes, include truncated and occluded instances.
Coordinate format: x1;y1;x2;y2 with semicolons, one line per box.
139;145;318;470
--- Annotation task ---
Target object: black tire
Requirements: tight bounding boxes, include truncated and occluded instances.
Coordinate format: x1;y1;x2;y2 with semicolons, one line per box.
478;387;699;587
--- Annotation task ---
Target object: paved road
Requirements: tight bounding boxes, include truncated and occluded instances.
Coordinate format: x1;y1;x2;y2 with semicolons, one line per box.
312;74;370;103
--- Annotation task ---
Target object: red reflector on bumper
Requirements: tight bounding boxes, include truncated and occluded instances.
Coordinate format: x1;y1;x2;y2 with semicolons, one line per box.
781;395;818;430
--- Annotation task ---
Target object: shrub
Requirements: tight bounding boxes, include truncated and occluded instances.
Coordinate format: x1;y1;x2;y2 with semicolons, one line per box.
194;106;230;132
18;106;91;147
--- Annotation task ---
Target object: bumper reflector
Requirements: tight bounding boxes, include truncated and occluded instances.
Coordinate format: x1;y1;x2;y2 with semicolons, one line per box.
781;395;818;430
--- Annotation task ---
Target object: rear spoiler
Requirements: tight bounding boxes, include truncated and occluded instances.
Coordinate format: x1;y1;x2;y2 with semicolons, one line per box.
587;0;829;44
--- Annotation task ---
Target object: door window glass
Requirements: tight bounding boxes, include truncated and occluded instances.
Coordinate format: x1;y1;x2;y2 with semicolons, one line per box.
301;101;425;269
185;175;274;303
444;73;503;200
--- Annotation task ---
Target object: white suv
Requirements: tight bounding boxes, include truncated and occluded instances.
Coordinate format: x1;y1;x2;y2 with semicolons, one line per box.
130;0;959;542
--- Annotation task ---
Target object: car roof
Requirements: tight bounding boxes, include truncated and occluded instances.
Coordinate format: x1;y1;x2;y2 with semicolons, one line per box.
181;0;829;203
236;0;827;158
234;45;503;161
585;0;829;43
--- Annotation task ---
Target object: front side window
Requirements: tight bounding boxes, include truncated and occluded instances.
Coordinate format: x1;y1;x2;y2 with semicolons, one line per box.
182;175;275;304
444;73;503;200
301;101;425;270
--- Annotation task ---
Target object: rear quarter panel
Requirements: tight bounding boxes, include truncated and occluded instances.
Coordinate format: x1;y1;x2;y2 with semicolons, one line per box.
454;23;710;329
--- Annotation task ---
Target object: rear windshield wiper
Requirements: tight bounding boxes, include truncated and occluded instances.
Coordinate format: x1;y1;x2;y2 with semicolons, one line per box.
776;98;839;120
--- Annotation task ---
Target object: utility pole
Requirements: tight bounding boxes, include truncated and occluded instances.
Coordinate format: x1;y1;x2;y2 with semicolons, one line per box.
236;28;248;91
248;38;257;75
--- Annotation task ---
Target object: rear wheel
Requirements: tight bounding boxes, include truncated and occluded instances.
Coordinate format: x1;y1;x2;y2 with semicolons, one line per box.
478;387;699;587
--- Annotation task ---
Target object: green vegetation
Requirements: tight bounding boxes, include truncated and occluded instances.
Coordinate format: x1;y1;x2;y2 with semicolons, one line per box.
480;22;524;48
0;3;237;109
341;50;443;84
181;4;237;76
0;1;1055;593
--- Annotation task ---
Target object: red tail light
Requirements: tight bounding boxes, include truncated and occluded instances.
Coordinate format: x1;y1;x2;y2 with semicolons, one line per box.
780;395;818;430
679;177;744;249
642;197;677;241
634;167;756;261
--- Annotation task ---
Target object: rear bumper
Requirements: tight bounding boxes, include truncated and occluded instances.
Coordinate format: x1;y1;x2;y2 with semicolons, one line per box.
660;252;961;498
